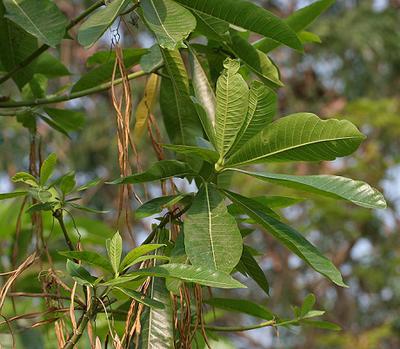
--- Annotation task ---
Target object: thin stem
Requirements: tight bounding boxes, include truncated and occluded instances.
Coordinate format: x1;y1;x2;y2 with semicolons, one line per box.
53;209;75;251
0;0;105;85
204;320;276;332
0;69;152;109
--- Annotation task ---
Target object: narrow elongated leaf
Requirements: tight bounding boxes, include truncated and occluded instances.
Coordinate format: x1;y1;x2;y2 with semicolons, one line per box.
189;46;216;125
119;244;165;272
39;153;57;185
205;298;274;320
0;2;37;88
139;279;174;348
192;12;229;41
78;0;131;48
255;0;335;53
231;81;277;153
165;232;188;293
228;169;387;209
229;32;283;89
223;190;346;287
141;0;196;49
192;98;216;147
66;260;97;286
226;113;365;167
160;49;203;147
130;264;246;288
135;194;190;219
174;0;302;50
43;108;85;132
72;49;147;92
110;160;195;184
134;73;160;142
34;53;70;78
238;245;270;295
59;251;113;273
163;144;219;164
106;232;122;275
215;59;249;158
4;0;67;47
114;287;165;309
185;183;243;273
0;191;27;200
140;44;163;73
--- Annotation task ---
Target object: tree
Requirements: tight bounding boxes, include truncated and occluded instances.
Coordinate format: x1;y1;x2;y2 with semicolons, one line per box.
0;0;387;348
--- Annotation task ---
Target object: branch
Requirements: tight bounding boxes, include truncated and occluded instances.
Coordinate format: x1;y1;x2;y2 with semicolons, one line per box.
0;69;152;109
53;209;75;251
0;0;105;85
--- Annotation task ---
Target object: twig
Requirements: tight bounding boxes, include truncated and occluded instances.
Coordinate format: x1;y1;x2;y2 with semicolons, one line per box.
203;320;276;332
53;209;75;251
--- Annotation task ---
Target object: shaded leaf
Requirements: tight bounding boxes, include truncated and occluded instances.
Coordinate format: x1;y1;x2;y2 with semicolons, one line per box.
135;194;191;219
34;52;70;77
43;108;85;131
140;44;163;73
114;287;165;309
60;173;76;195
59;251;113;273
66;260;96;286
0;191;27;200
163;144;219;164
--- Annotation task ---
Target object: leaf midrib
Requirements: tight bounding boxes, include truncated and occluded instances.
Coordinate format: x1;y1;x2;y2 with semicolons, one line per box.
148;0;176;44
205;184;217;269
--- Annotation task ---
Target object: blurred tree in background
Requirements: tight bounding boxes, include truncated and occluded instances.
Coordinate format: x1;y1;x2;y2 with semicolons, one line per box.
0;0;399;348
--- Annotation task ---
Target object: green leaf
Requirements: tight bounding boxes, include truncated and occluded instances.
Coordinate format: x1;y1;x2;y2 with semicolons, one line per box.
222;190;347;287
69;203;108;214
77;0;131;48
238;245;269;295
255;0;335;53
106;232;123;275
66;260;96;286
231;80;277;153
139;279;174;349
3;0;67;47
215;58;249;158
165;232;188;293
302;320;341;331
11;172;36;187
43;108;85;132
185;183;243;273
119;244;165;272
0;2;37;88
229;169;387;209
160;48;203;147
192;98;216;147
130;264;246;289
189;46;216;126
192;12;229;41
301;294;316;317
174;0;302;51
60;173;76;195
225;113;365;167
141;0;196;49
135;194;191;219
59;251;113;273
110;160;195;184
229;32;283;89
163;144;219;164
0;191;27;200
39;153;57;185
26;201;56;213
34;52;70;78
72;48;147;92
114;287;165;309
298;30;321;44
140;44;163;73
76;178;102;192
205;298;274;320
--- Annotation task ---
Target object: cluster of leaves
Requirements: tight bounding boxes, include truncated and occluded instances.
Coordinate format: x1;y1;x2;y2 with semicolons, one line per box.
0;0;388;348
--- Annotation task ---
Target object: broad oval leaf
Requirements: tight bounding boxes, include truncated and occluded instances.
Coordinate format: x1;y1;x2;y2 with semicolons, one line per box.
222;190;347;287
185;183;243;273
59;250;113;273
106;232;122;275
78;0;131;48
226;113;365;167
109;160;195;184
230;80;277;153
215;59;249;158
228;169;387;209
174;0;302;51
141;0;196;49
4;0;67;47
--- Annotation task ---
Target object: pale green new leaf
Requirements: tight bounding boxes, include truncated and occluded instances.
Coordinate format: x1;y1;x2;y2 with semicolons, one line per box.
119;244;165;272
110;160;195;184
160;49;203;147
141;0;196;49
255;0;335;53
185;183;243;273
78;0;130;48
215;59;249;158
3;0;67;47
107;232;123;275
226;113;365;167
12;172;37;186
223;190;346;287
59;251;113;273
229;32;283;89
174;0;302;51
39;153;57;185
231;81;277;153
130;264;246;288
228;169;387;209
